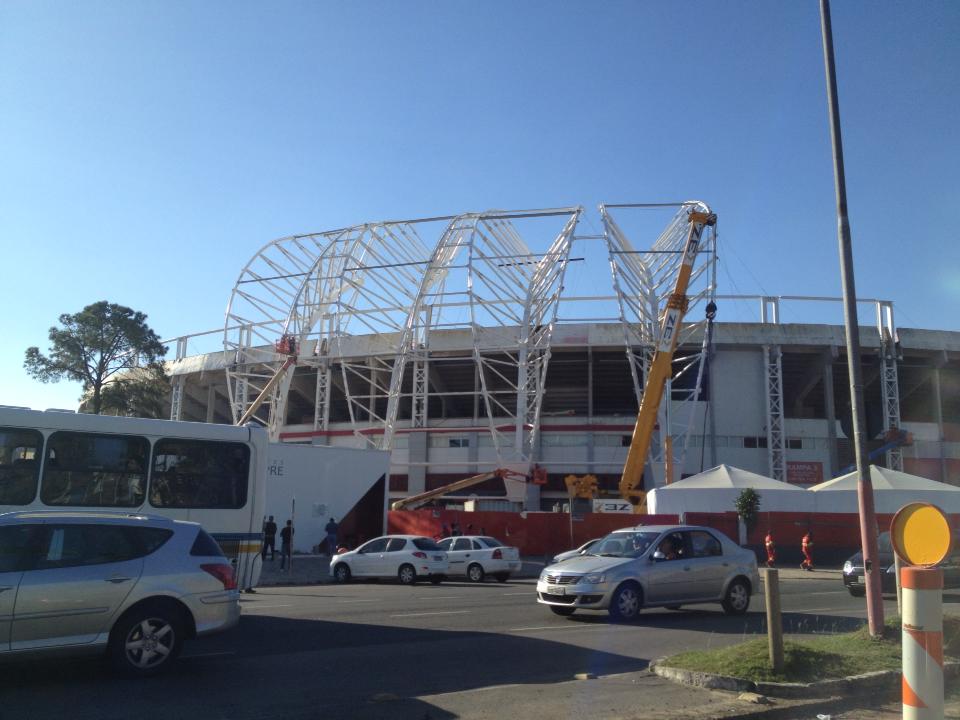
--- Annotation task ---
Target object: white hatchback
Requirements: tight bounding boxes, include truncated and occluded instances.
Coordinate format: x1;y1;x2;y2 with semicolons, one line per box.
437;536;521;583
331;535;448;585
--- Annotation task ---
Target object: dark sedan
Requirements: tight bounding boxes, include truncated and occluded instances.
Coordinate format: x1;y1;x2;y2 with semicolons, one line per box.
842;531;960;596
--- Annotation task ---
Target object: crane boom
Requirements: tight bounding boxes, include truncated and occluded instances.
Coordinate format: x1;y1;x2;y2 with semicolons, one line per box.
619;209;716;510
391;468;523;511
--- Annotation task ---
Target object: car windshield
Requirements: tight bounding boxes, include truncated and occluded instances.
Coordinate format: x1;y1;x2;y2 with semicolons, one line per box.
878;532;892;554
590;531;660;559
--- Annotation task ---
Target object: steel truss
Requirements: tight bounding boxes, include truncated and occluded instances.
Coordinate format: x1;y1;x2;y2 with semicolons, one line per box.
601;202;717;484
224;209;581;474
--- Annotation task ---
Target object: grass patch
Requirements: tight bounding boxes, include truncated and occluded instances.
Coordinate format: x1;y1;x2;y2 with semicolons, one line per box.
663;613;958;684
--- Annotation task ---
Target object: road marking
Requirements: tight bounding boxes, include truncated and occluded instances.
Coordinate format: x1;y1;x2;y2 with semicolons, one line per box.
510;624;585;632
243;604;292;610
390;610;471;618
502;592;531;596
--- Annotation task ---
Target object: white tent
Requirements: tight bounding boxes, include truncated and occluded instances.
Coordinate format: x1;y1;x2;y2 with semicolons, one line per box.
808;465;960;514
647;464;814;515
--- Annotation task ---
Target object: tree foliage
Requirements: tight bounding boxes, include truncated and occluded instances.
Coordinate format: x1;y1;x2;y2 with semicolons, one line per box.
24;301;167;414
82;362;171;419
734;488;762;533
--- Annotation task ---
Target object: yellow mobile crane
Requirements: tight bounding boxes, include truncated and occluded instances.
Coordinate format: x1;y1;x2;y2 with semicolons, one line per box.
618;209;716;512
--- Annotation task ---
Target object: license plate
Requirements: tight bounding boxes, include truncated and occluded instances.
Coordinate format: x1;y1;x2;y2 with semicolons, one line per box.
549;585;565;596
855;576;865;585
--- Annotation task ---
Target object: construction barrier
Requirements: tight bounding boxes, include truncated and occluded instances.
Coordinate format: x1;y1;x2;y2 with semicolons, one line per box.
902;566;944;720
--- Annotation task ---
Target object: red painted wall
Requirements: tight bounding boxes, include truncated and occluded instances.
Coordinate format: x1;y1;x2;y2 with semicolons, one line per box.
388;509;960;563
388;510;679;558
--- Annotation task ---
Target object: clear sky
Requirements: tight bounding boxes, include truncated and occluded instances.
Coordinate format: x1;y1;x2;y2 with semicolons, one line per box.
1;0;958;411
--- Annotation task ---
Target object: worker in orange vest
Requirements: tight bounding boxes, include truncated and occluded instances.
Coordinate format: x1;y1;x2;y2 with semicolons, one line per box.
764;530;776;568
800;530;814;571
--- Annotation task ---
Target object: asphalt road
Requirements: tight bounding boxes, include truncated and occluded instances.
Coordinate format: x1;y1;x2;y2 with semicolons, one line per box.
0;572;935;720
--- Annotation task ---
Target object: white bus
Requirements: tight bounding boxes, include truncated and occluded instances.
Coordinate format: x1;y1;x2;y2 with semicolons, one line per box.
0;407;267;589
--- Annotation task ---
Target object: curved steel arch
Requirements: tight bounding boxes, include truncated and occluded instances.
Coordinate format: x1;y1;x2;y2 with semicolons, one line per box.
600;201;717;483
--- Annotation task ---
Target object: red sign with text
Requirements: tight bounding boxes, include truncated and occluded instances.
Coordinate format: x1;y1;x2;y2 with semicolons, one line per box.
786;461;823;485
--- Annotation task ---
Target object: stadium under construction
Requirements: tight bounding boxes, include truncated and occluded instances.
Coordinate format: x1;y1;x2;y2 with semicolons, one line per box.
163;202;960;511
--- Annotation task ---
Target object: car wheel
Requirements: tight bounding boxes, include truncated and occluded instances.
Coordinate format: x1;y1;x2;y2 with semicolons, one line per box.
848;586;866;598
495;573;510;583
109;602;184;676
550;605;576;616
608;582;643;622
722;578;751;615
398;564;417;585
467;563;485;583
333;563;351;583
430;575;443;585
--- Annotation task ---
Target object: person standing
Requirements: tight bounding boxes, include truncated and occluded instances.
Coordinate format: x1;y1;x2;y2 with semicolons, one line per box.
764;529;776;568
280;519;294;571
800;530;814;571
324;517;339;556
262;515;277;561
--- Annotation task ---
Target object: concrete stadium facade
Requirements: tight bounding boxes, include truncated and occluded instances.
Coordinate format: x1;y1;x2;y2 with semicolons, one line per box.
163;204;960;510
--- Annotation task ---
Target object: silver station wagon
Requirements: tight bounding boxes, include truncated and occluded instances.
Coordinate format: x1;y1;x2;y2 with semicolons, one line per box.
0;512;240;675
537;525;760;620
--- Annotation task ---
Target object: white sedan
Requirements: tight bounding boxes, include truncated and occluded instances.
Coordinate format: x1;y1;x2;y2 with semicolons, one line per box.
437;536;521;582
331;535;448;585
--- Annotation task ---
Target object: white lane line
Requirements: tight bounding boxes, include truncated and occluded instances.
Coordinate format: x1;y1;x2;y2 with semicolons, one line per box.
243;604;292;610
390;610;472;618
510;625;585;632
503;592;531;596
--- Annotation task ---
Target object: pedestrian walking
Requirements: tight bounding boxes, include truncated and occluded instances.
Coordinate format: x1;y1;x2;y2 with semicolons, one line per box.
764;529;776;568
280;519;294;570
262;515;277;561
324;517;339;556
800;530;814;571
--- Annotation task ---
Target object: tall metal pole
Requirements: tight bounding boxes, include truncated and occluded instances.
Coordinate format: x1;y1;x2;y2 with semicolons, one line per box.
819;0;884;636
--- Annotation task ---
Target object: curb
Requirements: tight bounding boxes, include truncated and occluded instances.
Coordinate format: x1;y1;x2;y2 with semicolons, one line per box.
650;657;959;699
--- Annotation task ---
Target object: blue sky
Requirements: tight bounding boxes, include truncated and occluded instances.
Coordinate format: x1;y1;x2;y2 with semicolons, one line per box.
1;1;958;410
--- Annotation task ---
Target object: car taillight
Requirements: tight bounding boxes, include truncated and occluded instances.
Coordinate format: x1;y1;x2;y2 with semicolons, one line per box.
413;551;427;559
201;563;237;590
492;549;502;560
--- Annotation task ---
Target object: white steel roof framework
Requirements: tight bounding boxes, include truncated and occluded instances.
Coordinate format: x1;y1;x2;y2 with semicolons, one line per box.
223;203;715;477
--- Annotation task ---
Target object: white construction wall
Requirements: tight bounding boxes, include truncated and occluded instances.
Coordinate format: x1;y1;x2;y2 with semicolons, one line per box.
265;443;389;553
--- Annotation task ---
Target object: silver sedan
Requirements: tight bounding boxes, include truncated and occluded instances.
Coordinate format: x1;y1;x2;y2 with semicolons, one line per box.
536;525;760;621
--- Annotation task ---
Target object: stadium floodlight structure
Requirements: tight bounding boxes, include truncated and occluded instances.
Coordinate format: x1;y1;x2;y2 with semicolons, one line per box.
223;208;582;475
601;201;718;485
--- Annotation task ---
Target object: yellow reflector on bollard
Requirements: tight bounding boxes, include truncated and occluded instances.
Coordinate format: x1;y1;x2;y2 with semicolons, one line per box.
891;502;952;568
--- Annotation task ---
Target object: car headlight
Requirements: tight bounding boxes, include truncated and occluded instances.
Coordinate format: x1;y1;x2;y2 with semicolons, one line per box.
583;573;606;585
539;569;549;581
843;561;853;574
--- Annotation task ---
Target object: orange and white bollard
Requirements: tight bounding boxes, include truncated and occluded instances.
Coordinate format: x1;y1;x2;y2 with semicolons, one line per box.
902;566;944;720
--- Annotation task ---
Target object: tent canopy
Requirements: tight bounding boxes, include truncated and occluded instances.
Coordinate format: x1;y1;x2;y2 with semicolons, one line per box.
665;464;807;491
647;464;812;515
809;465;960;493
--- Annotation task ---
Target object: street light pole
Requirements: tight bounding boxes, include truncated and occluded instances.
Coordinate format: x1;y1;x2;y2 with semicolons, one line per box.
819;0;884;636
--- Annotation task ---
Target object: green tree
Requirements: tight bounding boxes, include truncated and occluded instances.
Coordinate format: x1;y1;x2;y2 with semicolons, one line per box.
83;362;171;419
24;301;167;414
734;488;762;535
